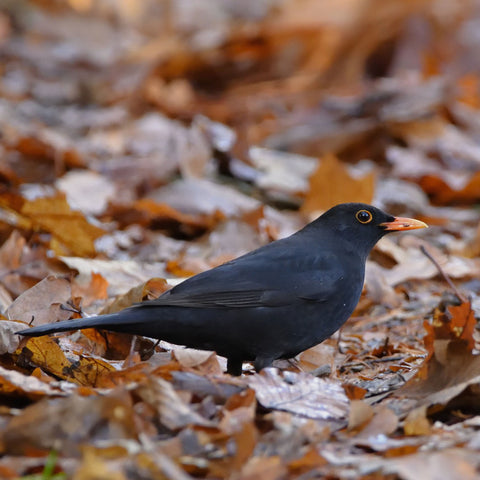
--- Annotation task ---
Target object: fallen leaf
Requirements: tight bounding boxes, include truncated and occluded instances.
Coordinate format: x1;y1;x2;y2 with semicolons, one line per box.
0;319;27;354
173;349;223;375
0;389;137;456
59;257;168;297
18;336;116;387
171;371;245;403
384;449;478;480
72;446;127;480
249;369;349;421
135;377;214;430
287;447;327;475
99;277;169;314
0;230;25;271
21;193;105;257
404;405;431;436
376;237;480;286
148;177;260;216
393;301;480;418
420;171;480;205
423;302;476;359
0;365;75;400
56;169;116;216
348;400;374;431
239;455;287;480
249;146;318;197
301;154;375;217
71;272;109;308
354;406;398;439
6;275;72;326
298;342;337;373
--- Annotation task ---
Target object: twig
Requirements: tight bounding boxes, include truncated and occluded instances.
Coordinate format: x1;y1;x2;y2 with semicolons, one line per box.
420;245;468;303
145;339;161;358
60;300;83;315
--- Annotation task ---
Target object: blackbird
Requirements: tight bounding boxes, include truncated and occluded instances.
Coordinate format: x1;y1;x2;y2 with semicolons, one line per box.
18;203;427;375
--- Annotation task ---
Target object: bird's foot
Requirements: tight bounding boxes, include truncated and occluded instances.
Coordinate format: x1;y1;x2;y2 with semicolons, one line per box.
226;357;243;376
254;356;274;373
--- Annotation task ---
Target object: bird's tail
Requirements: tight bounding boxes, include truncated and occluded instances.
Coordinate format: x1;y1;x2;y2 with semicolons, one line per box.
17;309;141;337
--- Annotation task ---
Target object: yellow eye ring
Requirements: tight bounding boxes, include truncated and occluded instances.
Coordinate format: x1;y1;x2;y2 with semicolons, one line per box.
356;209;372;224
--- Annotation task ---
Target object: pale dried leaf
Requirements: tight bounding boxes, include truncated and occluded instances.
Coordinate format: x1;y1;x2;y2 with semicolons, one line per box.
249;369;349;420
6;275;72;325
136;377;214;430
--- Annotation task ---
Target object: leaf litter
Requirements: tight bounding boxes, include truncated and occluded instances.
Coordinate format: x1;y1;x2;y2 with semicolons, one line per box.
0;1;480;478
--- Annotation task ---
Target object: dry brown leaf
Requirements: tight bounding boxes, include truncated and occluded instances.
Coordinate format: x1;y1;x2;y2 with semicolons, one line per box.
298;342;337;372
384;449;478;480
99;277;169;315
165;259;198;277
72;447;127;480
148;178;259;217
0;230;25;270
239;455;287;480
287;447;327;475
219;389;257;438
170;371;246;403
0;284;13;313
56;169;117;216
75;328;155;361
59;257;168;297
364;261;401;307
6;275;72;326
135;377;214;430
0;389;137;456
423;302;476;359
394;302;480;417
404;405;431;436
123;198;218;234
0;365;75;400
0;319;27;354
348;400;374;431
249;369;349;421
21;193;105;257
355;406;398;439
248;147;318;197
343;383;367;400
71;272;109;308
457;74;480;109
420;171;480;205
93;362;154;389
376;237;479;286
173;349;223;375
18;336;116;387
301;154;375;217
209;420;259;478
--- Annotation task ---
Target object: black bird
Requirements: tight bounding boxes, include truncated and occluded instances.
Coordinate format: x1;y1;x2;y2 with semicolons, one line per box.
18;203;427;375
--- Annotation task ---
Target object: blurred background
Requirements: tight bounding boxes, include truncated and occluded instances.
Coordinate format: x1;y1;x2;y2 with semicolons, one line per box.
0;0;479;295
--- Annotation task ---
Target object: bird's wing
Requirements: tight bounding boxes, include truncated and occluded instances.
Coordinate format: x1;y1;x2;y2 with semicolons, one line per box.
144;289;287;308
139;238;349;309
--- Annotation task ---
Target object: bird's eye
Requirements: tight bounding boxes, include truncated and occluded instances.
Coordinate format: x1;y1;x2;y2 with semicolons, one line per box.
356;209;372;224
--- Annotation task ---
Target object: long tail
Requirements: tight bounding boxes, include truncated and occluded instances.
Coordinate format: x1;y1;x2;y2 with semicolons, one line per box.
17;310;139;337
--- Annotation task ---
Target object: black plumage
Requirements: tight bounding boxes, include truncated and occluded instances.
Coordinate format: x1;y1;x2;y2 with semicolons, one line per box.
18;203;427;375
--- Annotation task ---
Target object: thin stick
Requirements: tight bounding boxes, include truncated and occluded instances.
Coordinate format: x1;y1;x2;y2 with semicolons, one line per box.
420;245;468;303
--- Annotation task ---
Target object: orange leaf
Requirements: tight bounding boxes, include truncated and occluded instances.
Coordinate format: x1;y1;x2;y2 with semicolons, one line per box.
71;272;109;307
420;172;480;205
301;154;375;216
21;193;105;257
424;301;475;357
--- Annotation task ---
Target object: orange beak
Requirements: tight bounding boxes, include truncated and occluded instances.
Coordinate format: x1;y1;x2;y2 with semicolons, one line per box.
380;216;428;231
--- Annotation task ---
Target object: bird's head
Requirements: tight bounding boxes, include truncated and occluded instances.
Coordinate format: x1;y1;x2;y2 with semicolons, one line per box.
315;203;428;255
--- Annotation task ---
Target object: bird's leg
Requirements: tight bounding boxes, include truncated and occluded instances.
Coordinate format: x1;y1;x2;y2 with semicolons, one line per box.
226;357;243;376
254;356;274;373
